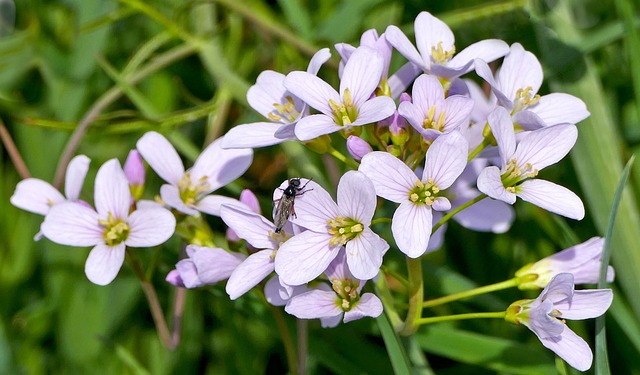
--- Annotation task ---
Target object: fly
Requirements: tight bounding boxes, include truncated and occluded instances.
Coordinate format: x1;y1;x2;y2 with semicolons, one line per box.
273;178;312;233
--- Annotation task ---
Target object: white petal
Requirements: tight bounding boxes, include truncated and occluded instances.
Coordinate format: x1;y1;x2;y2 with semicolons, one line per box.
392;202;432;258
247;70;287;117
220;205;276;249
514;124;577;171
226;250;274;300
344;293;383;323
487;107;516;167
398;100;428;133
136;131;185;185
359;151;416;203
477;166;516;204
353;96;396;126
448;39;509;71
388;62;423;98
513;110;546;131
345;228;387;280
442;95;474;132
10;178;64;215
337;171;376;224
307;48;332;75
384;25;426;69
64;155;90;200
285;71;340;115
474;58;512;108
283;180;339;232
340;46;383;108
84;243;126;286
160;184;199;216
538;327;593;372
294;114;342;141
530;93;590;126
41;202;103;246
431;197;451;211
189;137;253;192
196;194;246;217
220;122;292;149
554;289;613;320
453;195;515;233
496;43;543;101
275;231;341;285
411;74;444;116
126;207;176;247
517;179;584;220
424;131;468;189
285;289;342;319
414;12;454;68
94;159;131;219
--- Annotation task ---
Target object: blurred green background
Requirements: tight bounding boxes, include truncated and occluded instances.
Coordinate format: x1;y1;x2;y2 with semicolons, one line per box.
2;0;640;374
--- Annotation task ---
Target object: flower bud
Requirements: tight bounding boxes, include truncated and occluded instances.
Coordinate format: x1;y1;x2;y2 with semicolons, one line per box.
346;136;372;162
124;150;145;200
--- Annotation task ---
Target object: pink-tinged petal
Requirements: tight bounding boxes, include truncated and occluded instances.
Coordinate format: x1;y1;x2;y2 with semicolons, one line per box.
11;178;64;215
448;39;510;72
432;197;451;211
477;166;516;204
175;259;201;288
41;202;102;246
221;122;292;149
344;293;383;323
388;62;423;98
275;231;341;285
340;47;383;108
346;135;373;162
514;124;577;171
166;269;185;287
189;137;253;192
226;250;275;300
265;276;289;306
411;74;444;115
136;131;185;185
124;150;145;186
414;12;454;67
247;70;287;117
487;107;516;167
220;205;276;249
136;199;165;210
307;48;331;75
424;131;468;189
517;180;585;220
94;159;131;220
453;196;515;233
324;250;351;281
538;327;593;372
527;299;566;339
384;25;426;69
125;207;176;247
239;189;261;214
398;101;428;133
554;289;613;320
84;243;126;286
531;93;590;126
429;61;474;79
539;273;575;304
441;95;474;132
345;228;387;280
474;59;512;108
160;184;199;216
392;202;432;258
285;71;340;116
352;96;396;126
282;179;339;232
196;194;246;217
321;314;343;328
64;154;90;200
285;289;343;319
294;114;342;141
513;110;546;131
496;43;543;101
190;246;245;284
337;171;376;224
273;122;297;139
359;151;416;203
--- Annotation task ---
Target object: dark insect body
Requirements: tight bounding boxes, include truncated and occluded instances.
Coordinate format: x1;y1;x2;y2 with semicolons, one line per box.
273;178;312;233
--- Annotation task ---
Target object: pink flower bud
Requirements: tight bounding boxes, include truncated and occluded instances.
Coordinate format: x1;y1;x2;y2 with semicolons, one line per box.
124;150;145;186
346;136;372;162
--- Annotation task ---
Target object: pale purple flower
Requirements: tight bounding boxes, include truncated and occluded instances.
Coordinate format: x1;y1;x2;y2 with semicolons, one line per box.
399;74;474;141
346;135;372;162
284;251;383;327
166;245;245;288
385;11;509;80
226;189;261;242
275;171;389;285
476;107;585;220
359;131;468;258
11;155;90;240
136;131;252;216
475;43;589;130
285;46;396;141
505;273;613;371
123;149;145;187
41;159;176;285
221;48;331;148
515;237;615;289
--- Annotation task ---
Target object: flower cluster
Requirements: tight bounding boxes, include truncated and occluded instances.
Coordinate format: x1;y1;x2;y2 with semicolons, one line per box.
10;10;612;372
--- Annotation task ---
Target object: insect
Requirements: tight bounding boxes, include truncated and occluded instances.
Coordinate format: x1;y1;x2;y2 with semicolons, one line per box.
273;178;312;233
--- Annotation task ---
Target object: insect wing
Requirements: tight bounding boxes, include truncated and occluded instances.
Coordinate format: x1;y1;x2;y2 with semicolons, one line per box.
273;194;294;232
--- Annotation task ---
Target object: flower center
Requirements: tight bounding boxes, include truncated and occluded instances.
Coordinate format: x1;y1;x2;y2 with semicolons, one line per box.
422;105;446;132
268;95;301;123
99;212;130;246
408;179;439;205
431;41;456;65
178;173;211;206
328;216;364;246
512;87;540;114
501;159;538;192
329;88;358;126
331;278;360;311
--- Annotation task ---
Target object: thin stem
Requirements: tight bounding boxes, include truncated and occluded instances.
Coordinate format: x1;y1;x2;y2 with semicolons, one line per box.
422;278;519;308
297;319;308;375
432;194;487;233
416;311;506;326
0;119;31;179
400;257;424;336
269;305;298;375
328;146;360;170
467;140;487;161
171;287;186;347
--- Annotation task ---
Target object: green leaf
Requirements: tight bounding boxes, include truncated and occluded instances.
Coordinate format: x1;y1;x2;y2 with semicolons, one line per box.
377;313;412;375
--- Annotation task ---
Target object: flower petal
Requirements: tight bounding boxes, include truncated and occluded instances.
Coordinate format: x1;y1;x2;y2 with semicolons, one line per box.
160;184;199;216
388;62;423;98
453;195;515;233
64;155;90;200
175;258;201;288
220;205;277;249
352;96;396;126
189;137;253;192
345;228;388;280
477;166;516;204
11;178;65;215
125;207;176;247
392;202;432;258
496;43;543;101
517;179;585;220
554;289;613;320
226;249;274;300
424;131;468;189
275;231;341;285
190;245;245;285
41;202;102;246
294;114;342;141
196;194;246;217
448;39;509;72
343;293;383;323
514;124;577;171
340;46;383;108
442;95;474;132
285;289;343;320
414;12;454;68
359;151;416;203
285;71;340;116
94;159;131;220
281;179;339;232
307;48;332;75
474;58;512;109
384;25;426;70
530;93;590;126
337;171;376;224
487;107;516;167
136;131;185;185
247;70;287;118
221;122;292;149
538;327;593;372
84;243;126;286
411;74;444;116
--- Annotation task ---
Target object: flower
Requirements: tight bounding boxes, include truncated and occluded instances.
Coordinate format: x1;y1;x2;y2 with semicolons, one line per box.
166;245;245;288
136;131;253;216
476;107;585;220
221;48;332;148
359;131;468;258
226;189;261;242
10;154;90;240
284;46;396;141
275;171;389;285
515;237;615;289
124;149;145;201
346;135;372;162
41;159;176;285
474;43;589;129
284;251;383;327
505;273;613;371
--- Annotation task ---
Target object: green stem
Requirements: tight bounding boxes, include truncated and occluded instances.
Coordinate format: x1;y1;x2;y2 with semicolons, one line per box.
328;146;360;170
269;305;298;375
432;194;487;233
400;257;424;336
416;311;506;326
422;278;518;308
467;140;487;161
375;271;404;330
371;217;392;225
297;319;308;375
